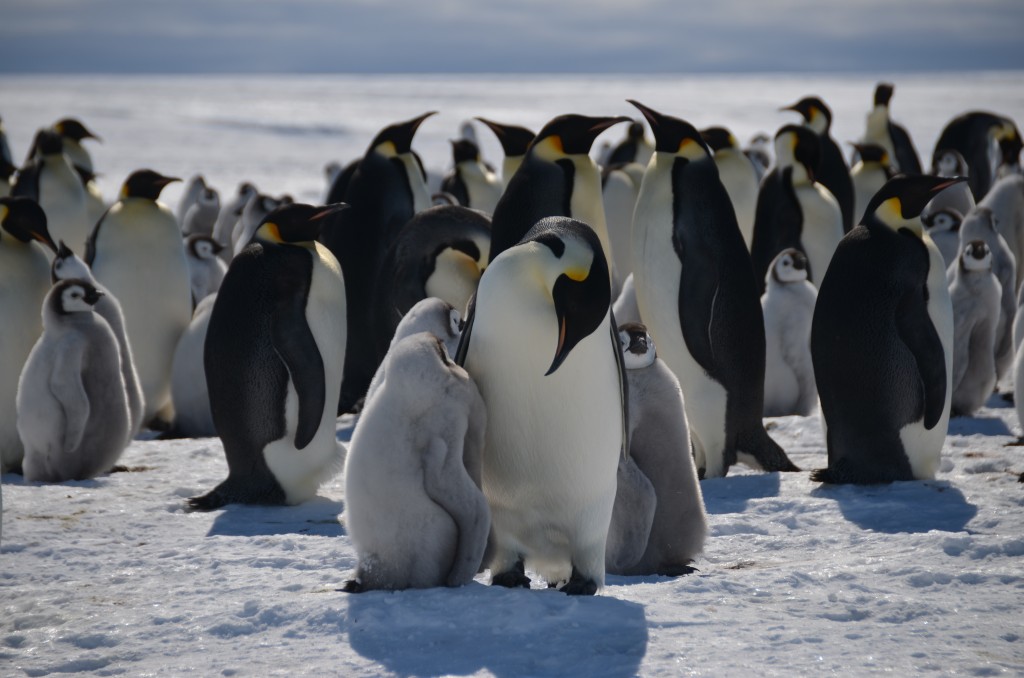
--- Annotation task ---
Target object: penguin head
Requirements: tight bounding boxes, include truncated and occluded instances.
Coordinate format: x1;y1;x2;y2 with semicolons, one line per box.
186;234;225;260
922;207;963;234
769;248;810;285
0;197;58;252
932;149;968;178
51;240;91;283
700;127;739;153
369;111;437;157
450;139;481;165
617;322;657;370
254;202;348;246
474;118;536;158
625;120;646;141
54;118;100;143
120;169;181;201
530;114;630;158
774;125;820;180
863;174;968;233
781;96;832;134
51;278;103;316
1000;134;1023;168
198;186;220;208
961;240;993;273
32;129;64;157
628;100;709;161
874;83;894;107
850;142;890;167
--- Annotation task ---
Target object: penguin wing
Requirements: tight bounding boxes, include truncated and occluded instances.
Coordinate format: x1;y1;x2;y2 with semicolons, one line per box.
440;170;470;207
895;277;948;430
889;122;922;175
453;293;476;367
750;168;804;290
84;204;115;266
51;340;90;452
609;312;630;460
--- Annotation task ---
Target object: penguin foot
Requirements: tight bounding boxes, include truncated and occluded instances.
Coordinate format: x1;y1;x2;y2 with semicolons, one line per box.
1000;391;1015;405
659;563;698;577
491;560;531;589
559;568;598;596
340;579;364;593
809;468;832;484
743;428;800;473
1004;437;1024;447
186;490;229;512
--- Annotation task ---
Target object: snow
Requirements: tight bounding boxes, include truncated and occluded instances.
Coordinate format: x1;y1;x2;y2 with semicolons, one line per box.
2;73;1024;676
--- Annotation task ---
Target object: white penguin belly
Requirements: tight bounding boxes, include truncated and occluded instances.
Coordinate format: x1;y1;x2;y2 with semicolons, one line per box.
40;159;90;253
571;157;615;281
715;152;758;249
262;244;347;504
796;184;844;286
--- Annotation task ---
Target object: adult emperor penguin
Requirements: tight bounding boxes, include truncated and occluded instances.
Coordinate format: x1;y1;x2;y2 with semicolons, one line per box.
184;233;228;304
628;100;797;479
0;158;14;198
949;240;1001;417
86;169;192;426
0;197;57;473
783;96;855;233
488;113;629;286
850;142;895;226
923;207;964;268
862;83;922;175
762;248;818;417
456;216;626;595
168;293;217;438
474;117;535;186
319;112;435;414
811;174;963;484
371;204;490;364
605;120;654;167
12;130;91;253
749;124;844;294
440;139;503;214
933;112;1020;201
18;279;130;482
52;118;106;225
190;203;348;509
51;241;145;442
343;332;489;592
701;126;760;249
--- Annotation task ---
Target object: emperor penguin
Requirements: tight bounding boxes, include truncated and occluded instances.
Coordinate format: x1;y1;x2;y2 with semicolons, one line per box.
17;279;130;482
750;124;845;295
440;139;503;214
474;117;535;186
744;133;773;181
322;161;345;203
12;130;91;253
51;241;145;442
51;118;106;225
933;112;1020;201
954;206;1016;384
232;193;291;257
319;112;435;414
762;248;818;417
850;142;895;227
455;216;626;595
782;96;855;233
371;204;490;364
862;83;922;175
601;160;646;281
0;158;14;199
606;323;707;577
86;169;192;426
605;120;654;167
168;293;217;438
184;233;228;304
980;173;1024;292
212;181;257;258
628;99;798;479
923;207;964;268
810;174;963;484
0;114;12;168
189;203;348;509
701;126;760;249
949;240;1001;417
612;272;642;326
181;183;221;237
925;149;976;223
0;197;58;473
177;175;209;225
343;332;489;592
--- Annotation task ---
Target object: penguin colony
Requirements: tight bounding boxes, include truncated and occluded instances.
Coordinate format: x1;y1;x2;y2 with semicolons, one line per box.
0;84;1021;595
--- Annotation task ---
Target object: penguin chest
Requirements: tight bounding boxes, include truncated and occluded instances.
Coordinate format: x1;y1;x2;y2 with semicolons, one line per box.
40;159;89;250
569;158;614;266
715;153;758;246
459;163;502;214
795;184;844;285
425;248;481;315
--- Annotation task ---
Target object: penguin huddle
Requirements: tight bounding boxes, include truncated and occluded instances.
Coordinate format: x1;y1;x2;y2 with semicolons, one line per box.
1;84;1021;597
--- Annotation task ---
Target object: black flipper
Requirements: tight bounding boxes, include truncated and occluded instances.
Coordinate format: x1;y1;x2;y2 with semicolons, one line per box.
271;278;326;451
610;309;630;461
675;243;720;380
453;293;477;367
749;167;806;292
894;252;947;430
889;121;922;175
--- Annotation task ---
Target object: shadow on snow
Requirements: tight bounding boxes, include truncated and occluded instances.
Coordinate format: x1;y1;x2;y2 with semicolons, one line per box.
810;480;977;534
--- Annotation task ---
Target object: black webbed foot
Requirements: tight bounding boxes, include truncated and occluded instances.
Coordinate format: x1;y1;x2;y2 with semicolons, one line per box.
491;560;531;589
559;567;598;596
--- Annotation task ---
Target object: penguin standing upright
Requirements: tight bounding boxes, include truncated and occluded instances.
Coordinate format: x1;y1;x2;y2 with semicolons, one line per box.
933;112;1020;201
474;118;535;186
0;197;58;473
862;83;922;175
750;125;845;293
190;203;348;509
177;175;209;225
319;112;435;413
923;207;964;267
232;193;291;257
850;142;895;226
783;96;855;233
811;175;963;484
456;216;625;595
184;234;228;304
52;118;106;226
182;183;220;237
605;120;654;167
701;126;760;249
169;293;217;438
86;169;192;426
212;182;257;256
949;240;1001;417
440;139;503;214
0;158;15;199
628;100;797;479
980;174;1024;292
761;248;818;417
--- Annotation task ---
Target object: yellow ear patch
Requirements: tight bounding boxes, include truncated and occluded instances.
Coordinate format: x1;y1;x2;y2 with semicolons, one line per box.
877;197;903;224
375;140;398;158
119;184;129;199
0;204;8;222
565;266;588;282
257;222;283;243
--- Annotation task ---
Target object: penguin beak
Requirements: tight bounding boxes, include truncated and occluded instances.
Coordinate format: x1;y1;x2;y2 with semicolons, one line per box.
547;315;573;376
627;100;663;132
34;230;58;254
588;116;632;136
375;111;437;154
84;286;104;306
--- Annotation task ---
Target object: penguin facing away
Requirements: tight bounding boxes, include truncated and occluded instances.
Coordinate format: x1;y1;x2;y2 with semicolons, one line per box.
182;184;221;237
177;174;209;226
949;240;1001;417
18;279;130;482
343;331;489;592
761;248;818;417
456;216;627;595
212;181;257;258
0;197;58;473
811;175;963;484
628;100;797;479
189;203;348;509
850;142;895;228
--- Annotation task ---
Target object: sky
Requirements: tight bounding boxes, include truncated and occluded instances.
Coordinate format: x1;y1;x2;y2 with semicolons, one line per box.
1;0;1023;74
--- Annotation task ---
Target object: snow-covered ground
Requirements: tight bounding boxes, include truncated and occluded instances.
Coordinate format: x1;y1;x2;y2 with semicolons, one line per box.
2;73;1024;676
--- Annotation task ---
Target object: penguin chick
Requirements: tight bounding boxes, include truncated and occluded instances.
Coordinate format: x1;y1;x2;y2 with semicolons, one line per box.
923;207;964;268
17;279;130;482
182;185;221;237
232;193;291;257
606;323;707;577
169;293;217;438
212;181;257;260
185;234;228;304
177;174;209;226
343;332;489;592
762;248;818;417
950;241;1001;417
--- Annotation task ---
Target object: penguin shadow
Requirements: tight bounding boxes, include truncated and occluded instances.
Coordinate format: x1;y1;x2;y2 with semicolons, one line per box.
204;496;345;538
700;473;782;515
345;583;648;677
336;412;358;444
947;413;1013;437
810;481;977;534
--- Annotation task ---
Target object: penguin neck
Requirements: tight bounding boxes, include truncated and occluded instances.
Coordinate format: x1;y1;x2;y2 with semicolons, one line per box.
790;163;813;186
63;139;93;174
805;112;829;136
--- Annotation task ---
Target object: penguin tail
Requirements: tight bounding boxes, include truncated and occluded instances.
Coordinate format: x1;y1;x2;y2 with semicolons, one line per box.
742;427;801;473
